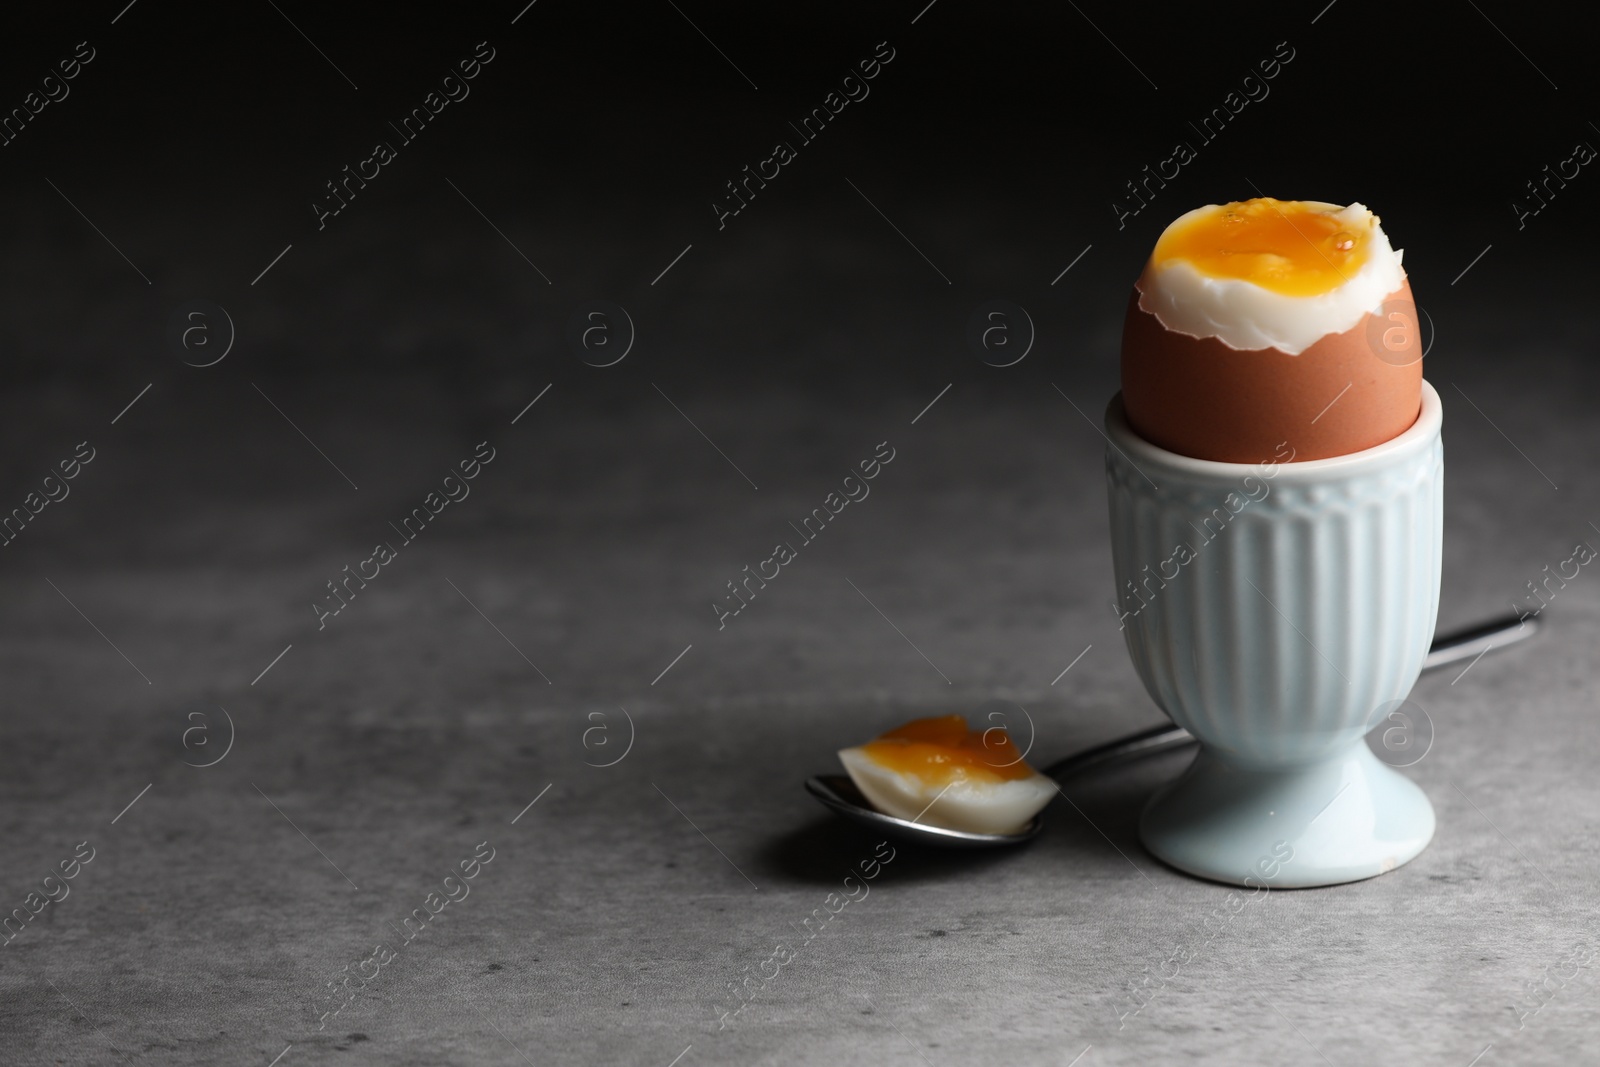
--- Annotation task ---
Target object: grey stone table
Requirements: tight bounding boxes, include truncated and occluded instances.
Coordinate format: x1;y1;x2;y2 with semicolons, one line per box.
1;268;1597;1066
2;0;1597;1059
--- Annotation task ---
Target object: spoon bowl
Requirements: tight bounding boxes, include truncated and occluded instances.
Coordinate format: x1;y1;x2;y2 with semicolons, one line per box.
804;774;1046;847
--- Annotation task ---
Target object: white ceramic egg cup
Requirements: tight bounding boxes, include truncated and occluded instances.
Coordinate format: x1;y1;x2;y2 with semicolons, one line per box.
1104;381;1443;888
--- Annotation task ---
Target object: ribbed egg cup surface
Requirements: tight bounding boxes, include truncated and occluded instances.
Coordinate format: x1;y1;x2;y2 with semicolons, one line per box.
1104;381;1443;888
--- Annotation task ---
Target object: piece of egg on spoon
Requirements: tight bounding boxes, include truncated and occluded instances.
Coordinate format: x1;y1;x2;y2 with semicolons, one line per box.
1122;198;1422;463
838;715;1056;836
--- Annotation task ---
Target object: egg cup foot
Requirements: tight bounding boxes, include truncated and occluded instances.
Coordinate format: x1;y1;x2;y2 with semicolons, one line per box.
1139;741;1435;888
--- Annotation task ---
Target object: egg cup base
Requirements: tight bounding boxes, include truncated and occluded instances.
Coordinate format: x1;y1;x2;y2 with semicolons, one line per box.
1139;741;1435;888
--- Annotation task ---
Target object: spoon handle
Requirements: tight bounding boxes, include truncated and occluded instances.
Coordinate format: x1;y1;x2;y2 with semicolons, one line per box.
1420;612;1537;673
1042;613;1538;782
1041;722;1193;781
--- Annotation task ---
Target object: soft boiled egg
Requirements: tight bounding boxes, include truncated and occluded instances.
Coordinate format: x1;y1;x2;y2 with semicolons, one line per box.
838;715;1056;835
1122;198;1423;463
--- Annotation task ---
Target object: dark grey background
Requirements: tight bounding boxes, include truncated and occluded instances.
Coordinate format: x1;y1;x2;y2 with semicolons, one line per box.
0;2;1596;1064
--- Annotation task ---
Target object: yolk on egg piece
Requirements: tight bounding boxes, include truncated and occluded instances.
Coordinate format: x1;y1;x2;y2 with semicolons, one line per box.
838;714;1056;834
1152;198;1371;297
860;714;1034;783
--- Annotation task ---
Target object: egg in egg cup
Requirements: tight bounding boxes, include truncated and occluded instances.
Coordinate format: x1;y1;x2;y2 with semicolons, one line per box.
1106;199;1439;888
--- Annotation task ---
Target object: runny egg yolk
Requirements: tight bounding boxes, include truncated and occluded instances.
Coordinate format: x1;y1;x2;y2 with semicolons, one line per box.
861;714;1035;783
1152;198;1372;297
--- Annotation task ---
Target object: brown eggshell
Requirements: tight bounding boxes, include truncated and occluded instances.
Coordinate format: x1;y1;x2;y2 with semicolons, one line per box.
1120;273;1423;463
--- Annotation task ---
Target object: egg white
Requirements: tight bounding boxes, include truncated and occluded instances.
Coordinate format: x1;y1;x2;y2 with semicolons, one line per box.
1138;201;1406;355
838;746;1056;835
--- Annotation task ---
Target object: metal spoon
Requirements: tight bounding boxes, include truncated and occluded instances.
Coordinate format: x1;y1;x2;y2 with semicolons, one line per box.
804;614;1540;848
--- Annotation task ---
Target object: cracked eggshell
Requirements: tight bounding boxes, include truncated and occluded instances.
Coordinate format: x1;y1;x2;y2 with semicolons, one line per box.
1120;275;1423;463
